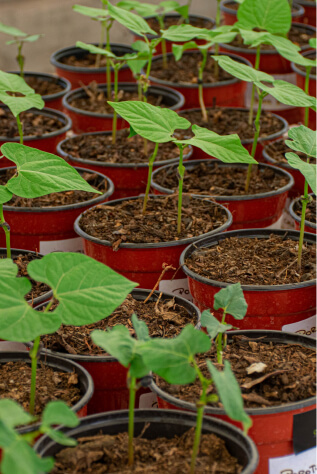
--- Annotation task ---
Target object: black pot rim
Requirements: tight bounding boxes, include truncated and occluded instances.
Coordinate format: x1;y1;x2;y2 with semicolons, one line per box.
296;0;316;6
151;161;294;201
220;0;304;17
1;166;114;212
179;228;316;291
289;194;317;230
148;51;252;88
74;194;233;249
0;106;72;142
179;107;289;145
8;71;72;101
262;139;293;170
32;288;201;362
57;129;193;169
291;49;317;78
150;329;316;416
50;42;133;73
33;408;259;473
62;82;185;118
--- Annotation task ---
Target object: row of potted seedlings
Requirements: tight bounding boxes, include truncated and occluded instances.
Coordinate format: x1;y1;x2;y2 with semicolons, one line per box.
0;0;315;472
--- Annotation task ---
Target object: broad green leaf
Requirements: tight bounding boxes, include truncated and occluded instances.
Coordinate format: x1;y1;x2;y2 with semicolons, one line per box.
237;0;291;35
72;5;109;20
0;400;34;429
131;40;150;53
132;313;150;341
0;22;27;37
172;41;198;61
1;439;54;474
28;252;137;326
0;259;18;278
41;401;79;428
207;360;252;433
0;70;34;95
214;283;247;320
175;125;257;164
76;42;140;62
0;92;44;117
285;152;317;194
127;58;148;75
255;80;317;111
140;325;211;384
107;1;156;36
161;24;211;42
0;420;16;448
0;185;13;205
129;40;151;74
1;144;101;198
108;101;191;142
201;310;233;340
212;54;274;83
285;125;317;158
117;0;141;10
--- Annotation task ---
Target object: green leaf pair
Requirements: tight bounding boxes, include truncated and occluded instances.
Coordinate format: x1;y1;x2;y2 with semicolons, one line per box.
0;71;44;117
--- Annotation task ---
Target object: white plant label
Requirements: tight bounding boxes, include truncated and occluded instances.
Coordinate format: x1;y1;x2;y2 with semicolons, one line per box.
269;447;316;474
39;237;84;254
282;315;316;338
159;278;193;302
138;392;158;409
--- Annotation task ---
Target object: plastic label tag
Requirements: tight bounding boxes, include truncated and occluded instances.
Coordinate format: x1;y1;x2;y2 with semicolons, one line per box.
159;278;193;302
138;393;158;409
39;237;84;254
282;315;316;338
269;447;316;474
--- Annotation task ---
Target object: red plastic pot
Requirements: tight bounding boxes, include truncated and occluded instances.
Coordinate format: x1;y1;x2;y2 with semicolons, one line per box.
149;330;316;474
50;43;135;89
296;0;317;25
74;195;233;289
0;106;72;168
151;161;294;230
289;194;317;234
220;0;305;25
62;83;185;134
35;289;201;415
34;409;259;473
180;228;316;329
178;108;288;161
148;51;251;109
0;167;114;253
133;13;215;55
57;131;192;200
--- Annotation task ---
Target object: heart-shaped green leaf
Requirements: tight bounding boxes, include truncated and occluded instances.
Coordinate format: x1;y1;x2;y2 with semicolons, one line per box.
255;80;317;111
214;282;247;320
0;185;13;205
285;152;316;194
212;54;274;83
0;71;34;95
72;5;109;20
0;259;18;278
132;313;150;341
285;125;317;158
0;400;35;430
237;0;291;35
40;401;79;446
1;439;54;474
201;310;233;340
107;1;156;36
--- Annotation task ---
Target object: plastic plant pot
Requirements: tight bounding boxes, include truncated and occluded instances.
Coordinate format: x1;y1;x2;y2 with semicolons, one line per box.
149;330;316;474
151;161;294;230
296;0;317;25
220;0;305;25
0;106;72;168
62;83;185;134
57;131;192;200
178;108;289;161
74;195;233;290
133;13;216;55
148;51;252;109
180;228;316;330
34;409;259;473
34;289;201;415
8;71;71;111
0;167;114;254
50;43;135;88
289;194;316;234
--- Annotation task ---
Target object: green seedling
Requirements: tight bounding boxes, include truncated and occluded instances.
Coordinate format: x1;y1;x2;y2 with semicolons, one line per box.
285;125;316;269
0;70;44;144
213;55;317;191
0;22;43;78
0;399;79;474
0;142;101;258
0;251;136;415
109;100;256;224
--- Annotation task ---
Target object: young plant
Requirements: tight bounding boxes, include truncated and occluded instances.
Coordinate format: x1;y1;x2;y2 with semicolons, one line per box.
0;142;101;258
0;23;43;77
285;125;316;269
0;251;136;415
109;100;256;224
0;399;79;474
0;70;44;144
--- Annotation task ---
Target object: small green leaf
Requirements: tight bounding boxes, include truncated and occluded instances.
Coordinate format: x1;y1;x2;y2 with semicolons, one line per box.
1;440;54;474
42;428;77;447
132;313;150;341
285;152;316;194
72;5;109;20
0;259;18;278
117;0;140;10
207;360;252;433
0;399;35;429
76;41;117;58
0;420;16;448
0;92;44;117
107;1;156;36
175;4;189;18
212;54;274;83
309;38;316;49
172;41;198;61
41;401;79;429
131;40;150;53
255;80;317;111
161;24;211;42
0;71;34;95
0;185;13;205
20;34;43;43
201;310;233;340
214;283;247;320
237;0;291;35
285;125;316;158
0;22;27;37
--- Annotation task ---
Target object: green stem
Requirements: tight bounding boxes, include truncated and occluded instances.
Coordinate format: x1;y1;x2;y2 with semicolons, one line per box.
143;142;159;214
17;42;24;78
16;114;23;144
245;91;265;193
128;374;136;466
216;310;227;365
106;22;113;100
112;64;120;145
96;20;106;68
298;174;309;270
304;66;311;127
216;0;221;27
177;145;185;234
190;377;208;474
248;46;261;125
0;204;11;259
198;49;208;122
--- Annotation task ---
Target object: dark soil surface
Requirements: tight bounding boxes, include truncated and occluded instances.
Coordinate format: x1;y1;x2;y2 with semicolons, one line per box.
178;107;284;140
153;162;289;196
41;294;196;355
185;234;316;285
25;76;65;96
78;195;228;249
11;253;50;301
296;51;317;75
150;54;234;84
294;195;316;224
0;109;64;138
0;361;81;416
67;83;170;113
157;334;316;408
147;15;214;35
51;428;242;473
61;129;187;164
0;169;107;208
